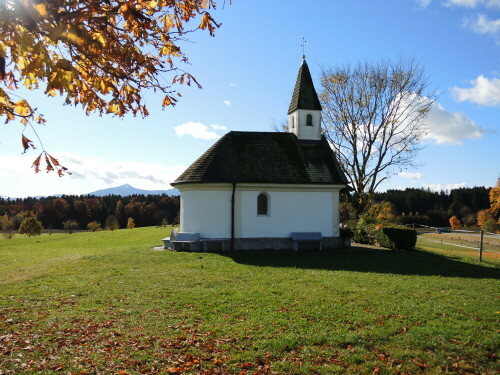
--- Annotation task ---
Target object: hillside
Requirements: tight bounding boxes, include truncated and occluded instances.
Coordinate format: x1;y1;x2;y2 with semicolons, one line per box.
87;184;179;197
0;227;498;374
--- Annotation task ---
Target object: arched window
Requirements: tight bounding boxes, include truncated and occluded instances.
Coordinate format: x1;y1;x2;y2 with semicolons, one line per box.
306;114;313;126
257;193;268;215
291;116;295;129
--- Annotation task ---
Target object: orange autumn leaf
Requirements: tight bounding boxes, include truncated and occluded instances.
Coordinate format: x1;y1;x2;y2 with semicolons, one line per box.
48;154;61;167
1;0;225;174
45;153;54;172
166;367;184;374
32;154;42;173
21;135;36;153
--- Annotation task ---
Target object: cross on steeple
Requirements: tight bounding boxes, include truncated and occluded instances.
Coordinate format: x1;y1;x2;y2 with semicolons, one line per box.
301;37;306;59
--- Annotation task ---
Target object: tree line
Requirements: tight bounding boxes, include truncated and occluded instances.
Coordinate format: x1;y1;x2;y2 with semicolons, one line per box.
373;186;491;226
0;194;180;232
345;185;499;232
1;184;498;237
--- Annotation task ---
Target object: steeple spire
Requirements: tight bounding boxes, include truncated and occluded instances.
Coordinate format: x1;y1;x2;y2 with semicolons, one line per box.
287;59;322;115
301;37;306;60
287;58;323;141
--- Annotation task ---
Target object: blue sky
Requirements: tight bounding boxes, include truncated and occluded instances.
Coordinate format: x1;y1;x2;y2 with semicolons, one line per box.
1;0;499;197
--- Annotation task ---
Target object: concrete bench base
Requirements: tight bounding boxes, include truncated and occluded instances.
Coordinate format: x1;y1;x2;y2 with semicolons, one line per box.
200;238;230;252
171;232;200;252
291;232;323;251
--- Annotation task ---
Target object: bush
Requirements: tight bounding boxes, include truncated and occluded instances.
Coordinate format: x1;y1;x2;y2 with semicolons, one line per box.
19;217;43;237
1;213;15;239
87;221;102;232
374;226;417;250
482;218;499;234
449;215;462;230
105;215;120;231
353;217;377;244
127;217;135;229
353;220;416;250
63;220;79;234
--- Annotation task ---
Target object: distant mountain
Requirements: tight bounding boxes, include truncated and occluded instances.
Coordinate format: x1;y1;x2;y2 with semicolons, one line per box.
0;184;180;199
87;184;179;197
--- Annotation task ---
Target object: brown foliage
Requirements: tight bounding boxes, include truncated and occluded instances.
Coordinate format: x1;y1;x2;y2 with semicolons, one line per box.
1;213;15;239
127;217;135;229
0;0;224;173
449;215;462;230
489;178;500;220
477;209;493;227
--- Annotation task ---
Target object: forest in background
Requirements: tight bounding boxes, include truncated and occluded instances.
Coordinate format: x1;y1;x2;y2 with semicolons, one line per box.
0;194;179;231
370;186;491;227
0;186;494;232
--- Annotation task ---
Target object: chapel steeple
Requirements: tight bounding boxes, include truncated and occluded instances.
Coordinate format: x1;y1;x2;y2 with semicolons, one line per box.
288;59;322;141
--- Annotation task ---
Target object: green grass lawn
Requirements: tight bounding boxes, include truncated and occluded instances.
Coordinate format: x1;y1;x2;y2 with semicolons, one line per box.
0;227;499;374
417;234;500;266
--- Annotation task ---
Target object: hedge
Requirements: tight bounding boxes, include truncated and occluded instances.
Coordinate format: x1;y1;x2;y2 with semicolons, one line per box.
354;223;417;250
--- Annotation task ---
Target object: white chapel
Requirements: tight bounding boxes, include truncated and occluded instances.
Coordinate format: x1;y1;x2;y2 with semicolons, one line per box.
171;59;348;250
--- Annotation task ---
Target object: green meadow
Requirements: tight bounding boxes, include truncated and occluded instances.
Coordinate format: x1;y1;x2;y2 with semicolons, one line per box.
0;227;498;374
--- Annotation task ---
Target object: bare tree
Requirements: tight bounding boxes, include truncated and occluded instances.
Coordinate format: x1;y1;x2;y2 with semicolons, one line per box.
320;58;436;217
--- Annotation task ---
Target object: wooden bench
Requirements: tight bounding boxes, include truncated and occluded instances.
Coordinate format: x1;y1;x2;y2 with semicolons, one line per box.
171;232;200;251
162;227;179;249
291;232;322;251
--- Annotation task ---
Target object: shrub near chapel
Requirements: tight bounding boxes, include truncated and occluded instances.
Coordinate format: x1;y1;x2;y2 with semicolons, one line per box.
354;219;417;250
374;226;417;250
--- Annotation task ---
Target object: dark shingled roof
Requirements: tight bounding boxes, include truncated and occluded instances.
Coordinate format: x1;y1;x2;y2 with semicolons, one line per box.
287;59;322;114
172;131;348;186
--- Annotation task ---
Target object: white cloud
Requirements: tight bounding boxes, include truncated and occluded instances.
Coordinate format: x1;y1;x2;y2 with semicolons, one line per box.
211;124;227;130
223;100;231;106
0;152;187;196
416;0;500;8
446;0;500;8
61;154;186;188
228;83;238;87
416;0;432;7
464;14;500;35
451;75;500;106
423;101;485;144
398;172;424;179
423;182;467;191
174;121;222;140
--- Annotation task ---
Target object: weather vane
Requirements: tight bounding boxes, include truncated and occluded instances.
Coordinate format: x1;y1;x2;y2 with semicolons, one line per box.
301;37;306;59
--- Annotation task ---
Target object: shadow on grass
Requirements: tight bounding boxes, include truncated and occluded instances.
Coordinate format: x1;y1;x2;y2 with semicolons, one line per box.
221;245;500;279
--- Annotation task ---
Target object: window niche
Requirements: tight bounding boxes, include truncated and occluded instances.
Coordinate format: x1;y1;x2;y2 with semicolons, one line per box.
257;193;269;216
306;114;313;126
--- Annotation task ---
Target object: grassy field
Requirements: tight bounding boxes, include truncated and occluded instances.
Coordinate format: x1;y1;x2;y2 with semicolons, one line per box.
0;227;499;374
417;233;500;264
